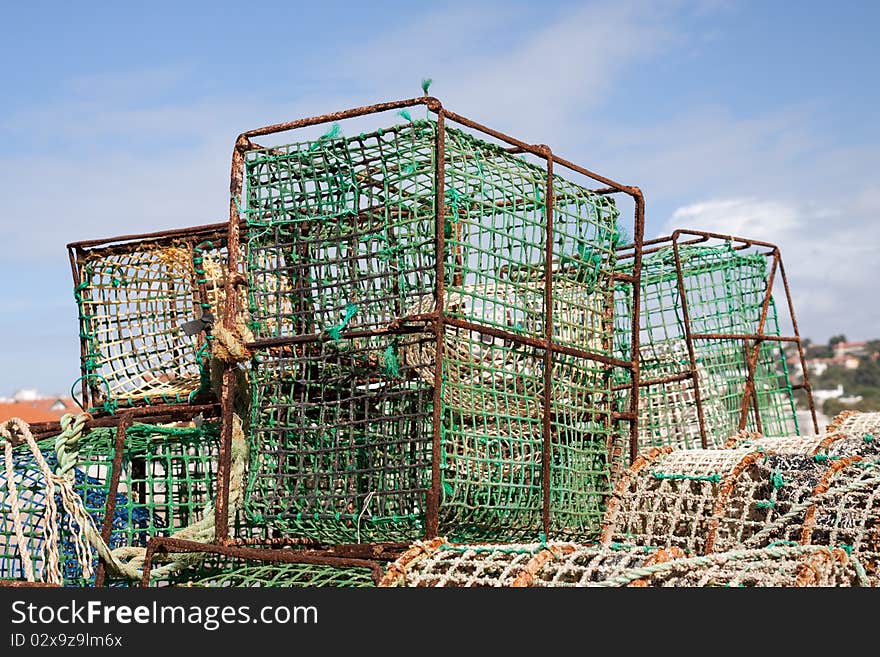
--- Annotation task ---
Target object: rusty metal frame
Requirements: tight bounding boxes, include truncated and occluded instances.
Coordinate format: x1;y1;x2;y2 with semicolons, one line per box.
217;96;645;541
67;222;233;411
617;228;817;449
139;536;406;586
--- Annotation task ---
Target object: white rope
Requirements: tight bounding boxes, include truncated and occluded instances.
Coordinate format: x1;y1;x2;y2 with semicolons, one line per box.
2;413;248;583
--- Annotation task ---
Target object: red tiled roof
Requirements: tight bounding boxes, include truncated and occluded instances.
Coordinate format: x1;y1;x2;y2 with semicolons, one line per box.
0;398;79;423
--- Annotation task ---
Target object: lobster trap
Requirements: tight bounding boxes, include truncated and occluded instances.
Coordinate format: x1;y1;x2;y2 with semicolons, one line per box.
595;545;866;587
825;411;880;459
615;230;816;454
69;222;232;412
600;447;778;555
0;411;229;586
219;96;645;543
378;537;673;587
741;458;880;584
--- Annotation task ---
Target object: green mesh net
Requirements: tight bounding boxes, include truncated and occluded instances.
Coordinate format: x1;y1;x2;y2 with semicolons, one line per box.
151;552;377;588
615;240;799;454
241;119;621;543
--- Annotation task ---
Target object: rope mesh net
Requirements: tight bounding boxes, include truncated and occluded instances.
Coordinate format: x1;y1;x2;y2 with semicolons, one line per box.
741;459;880;584
826;411;880;459
601;447;776;555
242;119;620;543
596;545;865;587
379;538;666;587
1;420;226;585
615;242;799;454
601;442;880;577
72;227;229;411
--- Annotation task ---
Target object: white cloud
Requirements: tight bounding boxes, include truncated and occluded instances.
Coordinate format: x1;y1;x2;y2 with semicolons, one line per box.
664;198;799;241
660;197;879;342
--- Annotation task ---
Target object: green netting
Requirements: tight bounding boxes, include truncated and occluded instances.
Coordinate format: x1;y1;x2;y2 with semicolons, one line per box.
153;556;376;588
1;421;224;586
615;242;799;454
72;228;228;411
241;119;621;543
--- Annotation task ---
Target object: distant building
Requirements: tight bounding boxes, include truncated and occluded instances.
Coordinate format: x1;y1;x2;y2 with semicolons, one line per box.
833;341;868;359
803;354;861;377
812;384;844;404
0;391;79;423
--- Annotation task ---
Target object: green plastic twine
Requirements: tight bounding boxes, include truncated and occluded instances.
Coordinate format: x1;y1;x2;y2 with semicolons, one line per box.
326;302;359;342
421;78;432;95
382;341;400;378
771;470;785;490
864;434;874;443
397;109;412;123
309;123;341;151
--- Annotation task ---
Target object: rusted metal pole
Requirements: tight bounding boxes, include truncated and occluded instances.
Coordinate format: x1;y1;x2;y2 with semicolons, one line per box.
671;231;709;449
426;106;446;539
68;245;91;410
777;256;819;433
628;189;645;462
215;137;248;543
94;412;134;587
541;147;554;538
736;252;780;432
139;536;387;588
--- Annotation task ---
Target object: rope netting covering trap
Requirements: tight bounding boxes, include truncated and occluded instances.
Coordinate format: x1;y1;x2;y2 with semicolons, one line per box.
240;114;626;544
0;414;254;586
592;545;867;587
740;458;880;584
70;223;233;411
600;447;778;555
378;537;679;587
601;442;880;569
825;410;880;459
614;236;801;454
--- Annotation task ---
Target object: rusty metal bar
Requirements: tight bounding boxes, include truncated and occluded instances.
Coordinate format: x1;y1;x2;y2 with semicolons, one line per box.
736;252;780;432
139;536;386;588
443;316;632;369
612;370;696;392
671;233;709;449
541;146;554;538
215;138;248;543
426;108;447;539
627;189;645;463
68;245;91;410
0;580;59;588
94;412;134;587
690;333;801;343
243;97;435;140
27;404;221;441
777;256;819;433
67;221;232;251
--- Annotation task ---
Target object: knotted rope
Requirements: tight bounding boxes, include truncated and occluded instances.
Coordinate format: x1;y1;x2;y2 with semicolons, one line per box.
1;415;94;584
210;323;254;363
2;413;248;583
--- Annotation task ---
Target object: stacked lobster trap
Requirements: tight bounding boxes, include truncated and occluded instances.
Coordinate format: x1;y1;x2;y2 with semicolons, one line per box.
231;97;645;544
614;231;817;454
9;92;872;589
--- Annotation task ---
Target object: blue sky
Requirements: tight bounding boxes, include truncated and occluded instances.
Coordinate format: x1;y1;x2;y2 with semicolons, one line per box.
1;0;877;396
